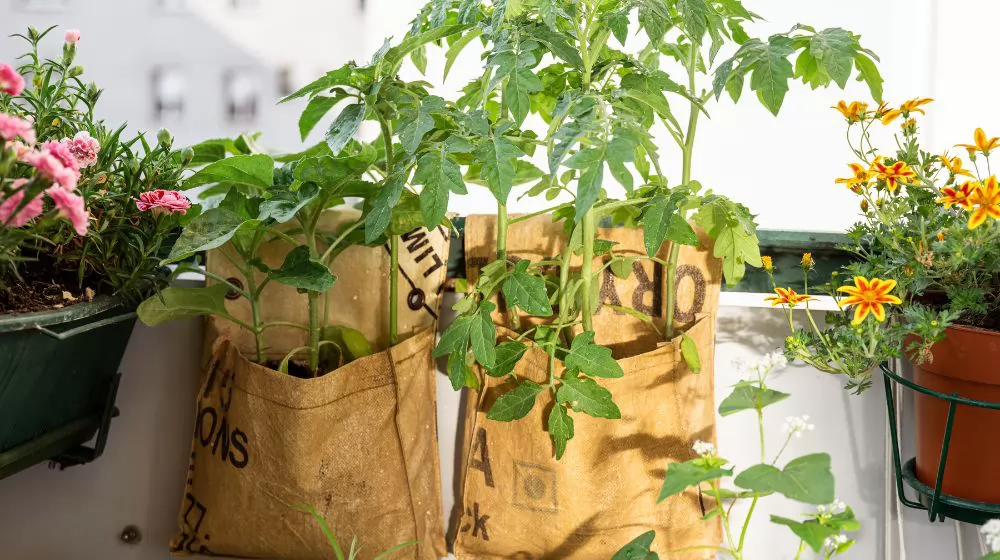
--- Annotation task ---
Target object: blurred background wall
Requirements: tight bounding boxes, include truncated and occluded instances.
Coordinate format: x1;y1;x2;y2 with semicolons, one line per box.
0;1;993;558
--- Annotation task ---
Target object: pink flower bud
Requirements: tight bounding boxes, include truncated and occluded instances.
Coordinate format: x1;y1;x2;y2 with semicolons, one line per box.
64;29;81;44
135;189;191;215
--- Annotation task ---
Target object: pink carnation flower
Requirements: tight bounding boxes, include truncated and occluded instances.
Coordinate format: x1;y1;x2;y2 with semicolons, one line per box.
41;140;80;173
64;29;81;44
21;148;80;191
62;131;100;168
0;113;35;145
0;64;24;97
46;186;88;235
135;189;191;215
0;179;43;227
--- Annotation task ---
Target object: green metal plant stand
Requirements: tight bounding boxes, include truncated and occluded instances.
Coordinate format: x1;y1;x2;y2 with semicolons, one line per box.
881;362;1000;525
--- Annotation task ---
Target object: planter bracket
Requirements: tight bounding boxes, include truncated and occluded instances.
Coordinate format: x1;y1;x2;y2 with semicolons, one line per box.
881;362;1000;525
50;372;122;470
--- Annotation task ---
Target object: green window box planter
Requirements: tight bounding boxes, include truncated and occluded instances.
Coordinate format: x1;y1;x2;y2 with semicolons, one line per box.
0;296;137;479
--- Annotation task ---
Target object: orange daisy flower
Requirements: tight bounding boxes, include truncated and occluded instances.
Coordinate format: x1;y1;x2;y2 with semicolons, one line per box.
834;101;868;122
956;128;1000;155
835;163;872;190
837;276;902;325
880;108;902;125
900;97;933;114
765;287;816;308
967;176;1000;229
937;181;976;209
870;158;917;192
939;153;973;178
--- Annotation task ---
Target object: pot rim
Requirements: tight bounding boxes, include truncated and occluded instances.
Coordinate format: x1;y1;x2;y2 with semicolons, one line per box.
945;323;1000;337
0;295;123;334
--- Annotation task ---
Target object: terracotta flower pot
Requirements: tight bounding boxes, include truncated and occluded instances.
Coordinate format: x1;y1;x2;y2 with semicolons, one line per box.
911;324;1000;504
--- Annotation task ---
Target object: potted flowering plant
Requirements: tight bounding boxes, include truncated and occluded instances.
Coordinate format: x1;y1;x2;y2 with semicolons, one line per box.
768;99;1000;505
0;26;192;476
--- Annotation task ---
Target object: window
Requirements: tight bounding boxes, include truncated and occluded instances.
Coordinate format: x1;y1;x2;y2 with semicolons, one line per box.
151;66;185;121
224;69;259;124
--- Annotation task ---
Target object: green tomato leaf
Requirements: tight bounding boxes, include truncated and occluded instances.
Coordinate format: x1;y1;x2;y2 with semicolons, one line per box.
487;380;544;422
547;404;574;460
470;302;498;368
258;182;321;224
557;375;621;419
770;516;840;553
137;284;233;327
444;29;483;81
326;102;366;155
734;453;835;505
658;459;734;503
447;350;472;391
612;530;659;560
434;314;475;358
502;260;554;317
808;28;857;89
398;95;446;154
269;246;337;293
476;134;524;204
413;149;466;227
575;160;604;221
677;0;710;44
487;340;528;377
299;94;344;141
164;208;259;264
565;331;623;378
680;334;701;373
504;67;544;126
183;154;274;191
854;53;883;103
364;175;405;243
718;382;791;416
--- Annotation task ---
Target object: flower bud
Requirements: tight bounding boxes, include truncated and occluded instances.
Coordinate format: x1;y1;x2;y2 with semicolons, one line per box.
860;199;869;212
761;255;773;273
801;252;814;270
68;65;84;77
181;147;195;165
27;27;40;41
64;29;81;45
157;128;173;148
128;158;140;174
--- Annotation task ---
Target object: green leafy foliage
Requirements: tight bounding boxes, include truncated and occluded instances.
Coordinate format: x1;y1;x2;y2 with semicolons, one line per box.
734;453;835;505
612;531;660;560
269;246;337;293
137;284;235;326
547;404;574;460
557;375;621;419
657;459;734;502
501;260;553;316
488;380;544;421
718;382;790;416
564;331;624;378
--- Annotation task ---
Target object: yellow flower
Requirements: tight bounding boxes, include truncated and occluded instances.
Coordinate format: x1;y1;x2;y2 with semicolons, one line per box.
834;101;868;122
936;181;976;209
902;118;917;131
939;153;973;178
837;276;902;325
835;163;872;190
870;158;917;192
956;128;1000;155
936;230;946;242
761;255;774;273
900;97;933;115
880;108;902;125
765;287;816;308
801;252;814;268
966;175;1000;229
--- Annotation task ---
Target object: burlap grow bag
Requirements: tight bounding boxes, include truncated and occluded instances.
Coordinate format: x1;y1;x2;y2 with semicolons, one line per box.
172;214;451;559
453;215;722;559
171;331;446;559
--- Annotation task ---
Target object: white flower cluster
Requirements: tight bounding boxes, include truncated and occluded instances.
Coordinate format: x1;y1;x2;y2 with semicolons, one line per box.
732;351;789;375
783;415;816;438
982;519;1000;552
824;534;848;550
817;499;847;515
692;440;716;457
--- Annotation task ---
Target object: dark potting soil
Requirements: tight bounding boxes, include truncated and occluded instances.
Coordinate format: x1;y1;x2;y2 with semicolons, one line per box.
0;258;101;315
263;359;321;379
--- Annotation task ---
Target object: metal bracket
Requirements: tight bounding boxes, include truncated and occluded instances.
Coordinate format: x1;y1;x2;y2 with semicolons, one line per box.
50;372;122;470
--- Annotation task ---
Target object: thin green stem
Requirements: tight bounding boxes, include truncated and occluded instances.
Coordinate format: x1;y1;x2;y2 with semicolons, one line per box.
321;219;364;264
580;209;596;332
497;203;509;262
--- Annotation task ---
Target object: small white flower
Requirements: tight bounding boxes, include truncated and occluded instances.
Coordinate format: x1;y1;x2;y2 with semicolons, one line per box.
824;534;848;550
819;500;846;515
765;350;789;371
817;504;828;514
732;358;748;374
693;440;716;457
783;415;816;438
982;519;1000;552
